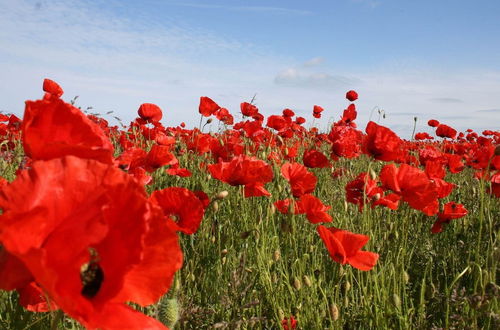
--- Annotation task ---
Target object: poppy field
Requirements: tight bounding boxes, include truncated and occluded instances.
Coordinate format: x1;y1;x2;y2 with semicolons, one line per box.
0;79;499;329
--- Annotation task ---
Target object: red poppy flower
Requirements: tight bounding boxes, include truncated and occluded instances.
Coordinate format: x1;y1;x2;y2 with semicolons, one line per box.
346;90;358;101
281;162;317;197
428;119;440;127
274;198;300;214
341;104;357;124
281;315;297;330
215;108;234;125
42;78;63;98
303;149;330;168
138;103;163;122
150;187;205;235
312;105;324;118
282;109;295;117
241;102;259;117
436;124;457;139
297;194;332;224
208;155;274;197
379;163;439;215
317;225;379;271
295;116;306;125
432;202;468;233
0;156;182;329
18;281;58;312
199;96;220;117
329;125;363;159
345;172;381;211
414;132;434;140
364;121;404;162
267;115;288;131
22;96;114;164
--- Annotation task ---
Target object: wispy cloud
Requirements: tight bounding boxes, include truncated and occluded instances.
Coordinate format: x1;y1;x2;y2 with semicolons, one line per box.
350;0;381;9
160;1;312;15
429;97;463;103
303;57;325;67
475;109;500;113
274;68;358;89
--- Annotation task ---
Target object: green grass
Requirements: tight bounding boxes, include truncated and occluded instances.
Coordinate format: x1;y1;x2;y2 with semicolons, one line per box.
1;138;499;329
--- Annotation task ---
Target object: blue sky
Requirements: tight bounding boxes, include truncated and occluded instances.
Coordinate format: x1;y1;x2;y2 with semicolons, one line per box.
1;0;499;137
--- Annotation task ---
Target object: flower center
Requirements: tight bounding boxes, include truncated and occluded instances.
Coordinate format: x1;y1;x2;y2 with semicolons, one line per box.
80;248;104;298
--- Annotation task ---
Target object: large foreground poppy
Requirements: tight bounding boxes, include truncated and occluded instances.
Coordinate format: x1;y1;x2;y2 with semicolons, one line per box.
0;156;182;329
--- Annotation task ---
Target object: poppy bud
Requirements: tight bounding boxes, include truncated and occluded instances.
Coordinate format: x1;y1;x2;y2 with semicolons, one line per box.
239;231;251;239
206;118;213;124
330;304;339;321
212;201;219;212
211;236;216;243
293;277;302;290
216;190;229;199
369;169;377;180
373;193;381;201
278;308;285;321
303;275;312;287
392;293;401;309
159;298;179;329
343;281;351;292
403;271;410;284
221;248;228;255
221;257;226;265
269;203;276;215
273;250;281;262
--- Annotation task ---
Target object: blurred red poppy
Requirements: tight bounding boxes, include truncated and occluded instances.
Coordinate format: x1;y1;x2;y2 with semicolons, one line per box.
42;78;63;98
0;156;182;329
313;105;324;118
22;96;114;164
346;90;358;101
303;149;330;168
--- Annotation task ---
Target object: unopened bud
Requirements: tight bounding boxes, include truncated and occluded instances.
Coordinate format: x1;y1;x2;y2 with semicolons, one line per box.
373;193;381;201
303;275;312;287
221;249;228;255
330;304;339;321
240;231;251;239
211;236;216;243
403;271;410;284
273;250;281;262
392;293;401;309
293;277;301;290
343;281;351;292
221;256;226;265
269;203;276;215
206;118;213;124
216;190;229;199
212;201;219;212
370;169;377;180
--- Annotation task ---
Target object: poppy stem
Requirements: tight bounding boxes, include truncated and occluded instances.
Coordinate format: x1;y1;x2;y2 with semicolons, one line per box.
50;310;64;330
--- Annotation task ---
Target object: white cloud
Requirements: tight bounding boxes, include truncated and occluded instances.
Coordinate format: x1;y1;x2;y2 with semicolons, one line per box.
0;0;499;139
303;57;325;67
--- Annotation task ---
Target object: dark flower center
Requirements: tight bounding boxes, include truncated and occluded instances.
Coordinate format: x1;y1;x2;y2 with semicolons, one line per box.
80;262;104;298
